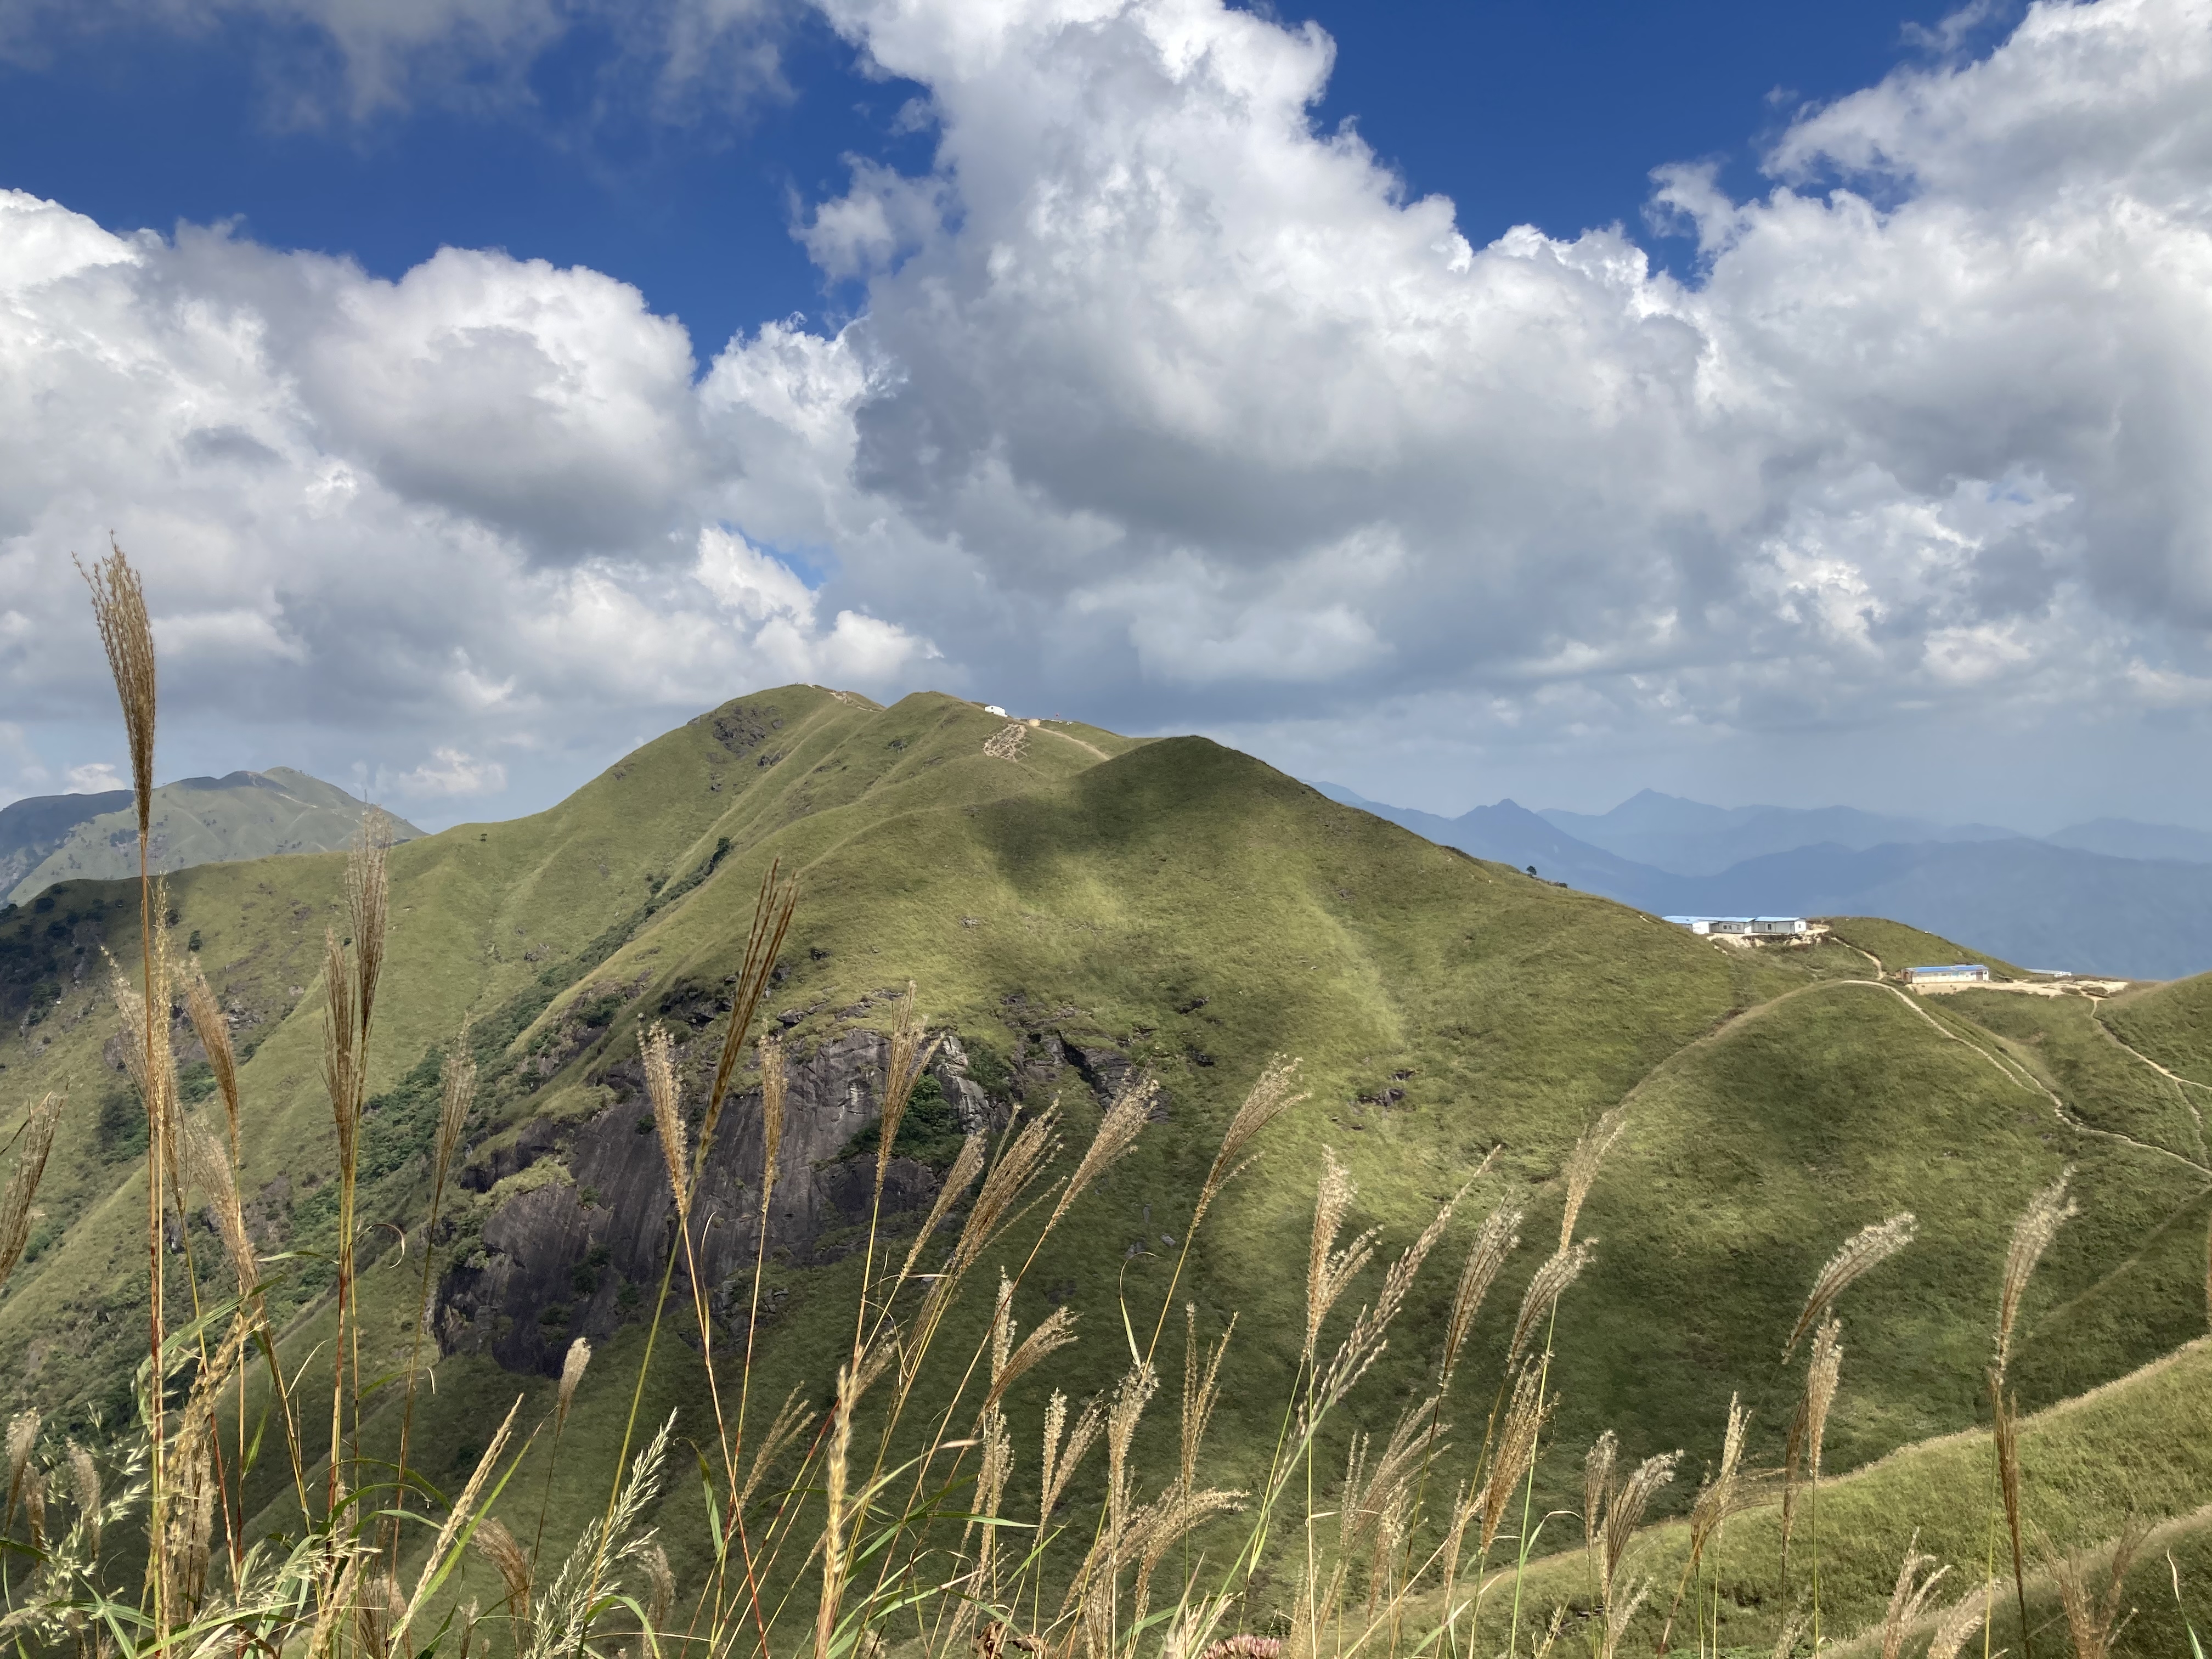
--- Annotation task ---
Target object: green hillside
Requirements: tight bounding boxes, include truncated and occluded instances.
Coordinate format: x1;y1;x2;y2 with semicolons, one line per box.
0;765;422;907
1818;915;2033;981
1;687;2205;1653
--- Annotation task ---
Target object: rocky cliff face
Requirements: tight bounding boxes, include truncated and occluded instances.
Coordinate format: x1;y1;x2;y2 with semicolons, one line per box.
435;1026;1016;1375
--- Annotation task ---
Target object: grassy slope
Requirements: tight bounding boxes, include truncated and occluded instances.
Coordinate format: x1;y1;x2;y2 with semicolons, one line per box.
2;689;2206;1641
1818;916;2033;981
1486;1340;2212;1659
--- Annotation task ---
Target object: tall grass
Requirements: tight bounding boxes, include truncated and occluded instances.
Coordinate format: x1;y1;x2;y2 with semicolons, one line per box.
0;545;2194;1659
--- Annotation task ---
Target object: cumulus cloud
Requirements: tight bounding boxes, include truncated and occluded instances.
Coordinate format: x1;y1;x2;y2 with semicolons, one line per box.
63;761;123;793
389;746;506;798
0;187;933;814
692;0;2212;758
5;0;2212;821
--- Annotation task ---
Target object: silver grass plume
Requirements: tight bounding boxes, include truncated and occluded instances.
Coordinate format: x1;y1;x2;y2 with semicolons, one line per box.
1440;1196;1521;1390
1046;1071;1154;1232
758;1030;786;1209
1190;1055;1305;1229
0;1092;63;1294
1878;1536;1951;1659
1600;1452;1681;1602
1785;1212;1916;1357
391;1395;522;1650
1179;1305;1235;1493
180;964;240;1164
79;543;156;837
1508;1240;1594;1369
1477;1364;1551;1553
1805;1317;1843;1480
644;1024;690;1220
698;864;796;1181
735;1387;814;1515
1925;1590;1990;1659
1305;1147;1378;1363
435;1032;476;1195
1997;1167;2078;1379
556;1339;592;1434
1557;1107;1627;1251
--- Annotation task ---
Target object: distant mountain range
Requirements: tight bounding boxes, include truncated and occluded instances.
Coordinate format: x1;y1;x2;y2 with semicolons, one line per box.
1311;784;2212;980
0;768;422;908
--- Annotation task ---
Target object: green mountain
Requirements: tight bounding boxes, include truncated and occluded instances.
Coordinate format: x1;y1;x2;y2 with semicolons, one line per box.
0;766;422;908
1;688;2204;1649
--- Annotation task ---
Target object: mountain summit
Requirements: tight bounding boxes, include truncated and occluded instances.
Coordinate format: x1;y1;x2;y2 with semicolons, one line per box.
0;766;421;907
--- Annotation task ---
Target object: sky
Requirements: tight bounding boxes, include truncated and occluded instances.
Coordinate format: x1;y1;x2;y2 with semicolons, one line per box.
2;0;2210;832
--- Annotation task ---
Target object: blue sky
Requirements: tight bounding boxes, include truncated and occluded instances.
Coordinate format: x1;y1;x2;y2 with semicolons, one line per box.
3;0;2209;833
2;2;1978;356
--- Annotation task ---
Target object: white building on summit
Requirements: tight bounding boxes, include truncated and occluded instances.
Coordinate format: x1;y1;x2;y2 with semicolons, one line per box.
1905;963;1991;984
1664;916;1810;936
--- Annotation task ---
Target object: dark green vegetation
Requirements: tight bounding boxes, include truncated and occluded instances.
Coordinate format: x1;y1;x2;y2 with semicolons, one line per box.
1;686;2207;1653
0;765;421;907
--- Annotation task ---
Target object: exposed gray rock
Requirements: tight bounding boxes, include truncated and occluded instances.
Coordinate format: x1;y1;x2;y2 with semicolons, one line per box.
438;1028;951;1375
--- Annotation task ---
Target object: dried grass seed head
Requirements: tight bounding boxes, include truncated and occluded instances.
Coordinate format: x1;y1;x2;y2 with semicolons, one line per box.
1997;1167;2079;1378
951;1108;1060;1278
642;1544;676;1639
556;1338;592;1430
182;1120;255;1299
1194;1056;1305;1222
735;1385;815;1515
876;986;941;1190
1925;1591;1989;1659
0;1091;64;1294
1786;1212;1916;1357
702;864;797;1176
2049;1515;2149;1659
1479;1363;1553;1552
182;967;239;1163
1049;1071;1153;1231
1582;1430;1618;1543
1804;1316;1843;1478
896;1131;985;1285
1179;1306;1236;1492
1558;1107;1628;1251
1602;1452;1681;1589
1305;1147;1377;1362
1040;1394;1102;1523
436;1032;477;1189
989;1306;1079;1409
80;543;157;837
346;811;393;1035
1441;1198;1521;1387
5;1409;38;1501
758;1031;787;1185
1508;1240;1594;1369
643;1024;690;1218
473;1517;534;1623
1877;1536;1949;1659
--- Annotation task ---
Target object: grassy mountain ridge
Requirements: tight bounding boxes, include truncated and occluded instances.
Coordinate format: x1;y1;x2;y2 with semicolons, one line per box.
0;765;425;907
1;687;2207;1651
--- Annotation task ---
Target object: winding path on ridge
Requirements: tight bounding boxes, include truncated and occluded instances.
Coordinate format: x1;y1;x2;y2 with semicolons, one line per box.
1610;974;2209;1181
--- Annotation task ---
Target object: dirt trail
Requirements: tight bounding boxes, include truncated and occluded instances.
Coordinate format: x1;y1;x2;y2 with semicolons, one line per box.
2089;996;2212;1094
1615;977;2210;1178
1038;724;1111;761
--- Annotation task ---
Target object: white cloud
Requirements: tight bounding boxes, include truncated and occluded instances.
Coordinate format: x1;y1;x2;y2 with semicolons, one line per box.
684;0;2212;754
7;0;2212;823
64;761;122;792
389;746;506;798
